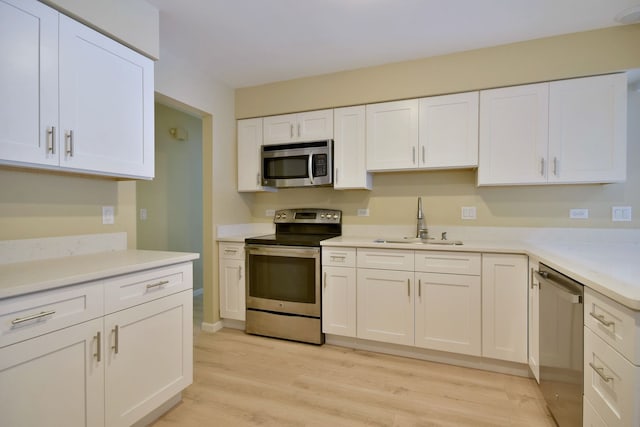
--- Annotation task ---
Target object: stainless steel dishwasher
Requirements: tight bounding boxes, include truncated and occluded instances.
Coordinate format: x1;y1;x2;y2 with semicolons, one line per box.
535;263;584;427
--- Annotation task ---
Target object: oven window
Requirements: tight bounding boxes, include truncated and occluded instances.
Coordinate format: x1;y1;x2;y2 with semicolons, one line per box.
264;156;309;179
248;254;316;303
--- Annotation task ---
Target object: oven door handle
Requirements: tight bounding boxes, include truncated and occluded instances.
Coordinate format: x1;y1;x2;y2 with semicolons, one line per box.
308;153;315;185
534;270;582;304
246;245;320;258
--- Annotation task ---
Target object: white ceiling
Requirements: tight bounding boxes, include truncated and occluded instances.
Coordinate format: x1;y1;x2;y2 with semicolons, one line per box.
146;0;640;88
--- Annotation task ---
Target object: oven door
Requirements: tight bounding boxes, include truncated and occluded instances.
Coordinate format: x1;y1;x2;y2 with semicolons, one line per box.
246;244;321;317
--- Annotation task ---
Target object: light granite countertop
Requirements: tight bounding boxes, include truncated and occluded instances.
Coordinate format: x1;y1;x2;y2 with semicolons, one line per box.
0;249;200;300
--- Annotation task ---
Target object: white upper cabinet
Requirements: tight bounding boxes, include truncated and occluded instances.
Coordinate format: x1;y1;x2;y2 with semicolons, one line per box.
478;83;550;185
263;109;333;145
478;74;627;186
418;91;479;169
237;118;274;192
548;73;627;184
333;106;372;190
0;0;154;179
366;99;419;171
59;15;154;179
0;0;58;167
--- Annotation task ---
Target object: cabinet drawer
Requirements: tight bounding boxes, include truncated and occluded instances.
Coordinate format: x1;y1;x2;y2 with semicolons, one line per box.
104;263;193;314
584;287;640;365
584;328;640;427
322;247;356;268
219;243;245;260
357;248;414;271
0;282;103;348
414;251;480;275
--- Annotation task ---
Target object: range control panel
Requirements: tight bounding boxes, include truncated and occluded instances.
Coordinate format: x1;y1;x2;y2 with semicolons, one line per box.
274;208;342;224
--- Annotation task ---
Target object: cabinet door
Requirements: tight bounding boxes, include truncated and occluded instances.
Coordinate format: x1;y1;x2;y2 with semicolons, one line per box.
356;268;414;345
548;73;627;184
481;254;528;363
59;15;154;179
419;92;479;169
478;83;549;185
0;0;58;167
415;272;481;356
237;118;275;192
322;266;356;337
528;257;540;382
263;113;298;145
298;109;333;141
219;258;246;321
0;318;104;427
105;291;193;427
333;106;372;190
366;99;419;171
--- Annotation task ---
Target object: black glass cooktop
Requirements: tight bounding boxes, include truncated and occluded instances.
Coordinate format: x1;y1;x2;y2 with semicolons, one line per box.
245;233;339;247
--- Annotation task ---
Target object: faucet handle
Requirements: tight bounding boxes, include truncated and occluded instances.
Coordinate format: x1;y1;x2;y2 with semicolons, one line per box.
441;232;447;241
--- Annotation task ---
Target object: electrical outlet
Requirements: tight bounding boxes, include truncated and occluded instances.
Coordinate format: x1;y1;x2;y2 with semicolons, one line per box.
265;209;275;217
139;208;147;221
612;206;632;222
357;208;370;217
569;208;589;219
461;206;477;220
102;206;115;225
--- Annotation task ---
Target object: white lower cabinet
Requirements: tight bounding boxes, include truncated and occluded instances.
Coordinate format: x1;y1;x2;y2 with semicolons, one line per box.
322;266;357;337
357;268;414;345
0;317;104;427
584;288;640;427
415;271;481;356
218;242;246;321
584;396;608;427
481;254;528;363
0;262;194;427
528;256;540;382
105;290;193;427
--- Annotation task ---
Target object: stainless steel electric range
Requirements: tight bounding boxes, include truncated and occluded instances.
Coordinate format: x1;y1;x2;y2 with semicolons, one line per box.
244;208;342;344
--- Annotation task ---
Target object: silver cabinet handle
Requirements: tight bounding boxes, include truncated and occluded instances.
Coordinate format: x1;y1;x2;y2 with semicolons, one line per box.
47;126;55;154
12;310;56;325
335;168;338;185
407;279;410;297
540;157;545;176
256;173;260;186
65;130;74;157
422;146;425;163
297;123;301;137
589;362;613;382
589;311;615;327
290;124;294;139
418;279;421;298
146;280;169;290
553;157;558;176
112;325;119;354
530;268;538;289
94;331;101;362
412;147;416;164
238;266;242;281
323;272;327;288
224;249;238;254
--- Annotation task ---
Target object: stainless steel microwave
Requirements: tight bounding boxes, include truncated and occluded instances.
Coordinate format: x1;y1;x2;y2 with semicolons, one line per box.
261;140;333;188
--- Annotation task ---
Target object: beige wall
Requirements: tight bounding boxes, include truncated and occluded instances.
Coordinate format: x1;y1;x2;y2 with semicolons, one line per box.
154;48;250;325
236;24;640;118
0;169;137;247
238;24;640;230
40;0;159;58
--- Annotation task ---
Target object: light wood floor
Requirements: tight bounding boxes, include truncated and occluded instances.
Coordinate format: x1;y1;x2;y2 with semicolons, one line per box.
152;322;555;427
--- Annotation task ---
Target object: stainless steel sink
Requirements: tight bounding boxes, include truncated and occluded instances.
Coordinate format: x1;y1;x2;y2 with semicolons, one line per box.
373;237;463;246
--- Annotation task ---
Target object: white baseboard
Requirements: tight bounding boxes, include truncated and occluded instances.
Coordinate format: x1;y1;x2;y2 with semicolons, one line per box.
222;319;245;330
201;321;223;333
131;393;182;427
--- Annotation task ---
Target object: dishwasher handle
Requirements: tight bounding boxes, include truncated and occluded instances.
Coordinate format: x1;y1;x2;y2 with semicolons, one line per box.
534;270;583;304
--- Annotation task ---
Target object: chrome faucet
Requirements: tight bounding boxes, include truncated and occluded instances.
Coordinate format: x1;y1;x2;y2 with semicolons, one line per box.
416;197;428;239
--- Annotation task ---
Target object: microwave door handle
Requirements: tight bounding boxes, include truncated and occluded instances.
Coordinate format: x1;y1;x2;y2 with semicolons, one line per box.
308;153;314;185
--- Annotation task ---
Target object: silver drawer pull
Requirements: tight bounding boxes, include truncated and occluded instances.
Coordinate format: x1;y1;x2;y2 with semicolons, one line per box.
112;325;119;354
94;331;101;362
146;280;169;290
589;312;615;327
330;255;346;261
589;362;613;383
11;310;56;325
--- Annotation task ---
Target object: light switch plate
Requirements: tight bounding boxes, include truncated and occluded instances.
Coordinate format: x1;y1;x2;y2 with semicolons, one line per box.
569;208;589;219
461;206;477;220
612;206;632;222
265;209;275;217
357;208;370;217
102;206;115;225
